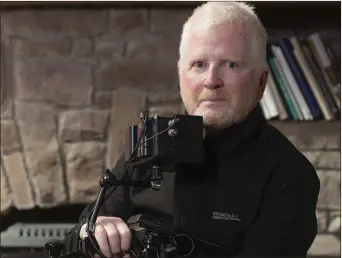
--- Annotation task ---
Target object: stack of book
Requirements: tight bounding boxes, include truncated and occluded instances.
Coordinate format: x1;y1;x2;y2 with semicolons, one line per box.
260;32;341;121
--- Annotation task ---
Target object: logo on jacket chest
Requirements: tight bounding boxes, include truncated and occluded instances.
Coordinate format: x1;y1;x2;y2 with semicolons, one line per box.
212;212;241;222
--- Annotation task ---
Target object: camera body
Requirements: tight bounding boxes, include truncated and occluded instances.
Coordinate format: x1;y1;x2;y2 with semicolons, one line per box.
127;113;204;170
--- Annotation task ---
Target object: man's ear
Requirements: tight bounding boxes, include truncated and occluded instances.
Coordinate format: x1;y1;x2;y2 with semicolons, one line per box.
257;69;269;101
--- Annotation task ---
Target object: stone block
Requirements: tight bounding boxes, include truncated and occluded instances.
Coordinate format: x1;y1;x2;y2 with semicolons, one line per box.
107;9;148;37
316;210;328;234
106;88;147;169
289;134;340;150
15;102;66;207
14;59;92;106
71;39;93;58
1;162;13;214
1;9;106;38
65;142;106;203
270;120;340;150
13;38;72;58
59;109;110;142
302;151;340;169
149;103;181;117
94;40;125;59
150;9;192;36
1;40;13;119
97;59;177;90
24;140;66;208
1;152;35;209
147;90;181;104
1;101;13;120
316;170;340;210
328;210;340;233
180;103;187;115
125;34;179;62
15;102;57;145
308;234;340;256
1;120;20;154
94;91;114;110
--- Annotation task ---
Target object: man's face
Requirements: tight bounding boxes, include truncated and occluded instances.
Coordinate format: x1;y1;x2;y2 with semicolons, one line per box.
178;22;267;129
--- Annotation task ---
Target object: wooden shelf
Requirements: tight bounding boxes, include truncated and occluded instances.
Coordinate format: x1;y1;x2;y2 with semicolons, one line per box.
269;119;341;136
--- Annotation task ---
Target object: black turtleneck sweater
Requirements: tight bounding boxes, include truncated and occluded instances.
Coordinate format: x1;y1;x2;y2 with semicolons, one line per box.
62;106;320;258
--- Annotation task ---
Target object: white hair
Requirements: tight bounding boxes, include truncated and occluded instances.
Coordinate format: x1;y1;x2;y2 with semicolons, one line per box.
179;1;268;69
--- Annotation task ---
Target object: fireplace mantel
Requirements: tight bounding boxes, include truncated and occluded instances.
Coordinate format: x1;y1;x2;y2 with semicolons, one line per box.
2;1;202;9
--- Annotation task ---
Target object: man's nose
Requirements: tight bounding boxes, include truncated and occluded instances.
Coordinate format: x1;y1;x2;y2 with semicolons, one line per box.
203;68;223;90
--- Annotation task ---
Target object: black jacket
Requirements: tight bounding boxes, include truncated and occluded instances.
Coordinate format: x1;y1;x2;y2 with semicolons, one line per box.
62;106;320;258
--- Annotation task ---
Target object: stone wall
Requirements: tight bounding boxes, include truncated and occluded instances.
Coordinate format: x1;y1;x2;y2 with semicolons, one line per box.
0;5;340;256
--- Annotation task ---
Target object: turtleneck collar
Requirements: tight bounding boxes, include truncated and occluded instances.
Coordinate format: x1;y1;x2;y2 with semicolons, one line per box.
203;105;267;160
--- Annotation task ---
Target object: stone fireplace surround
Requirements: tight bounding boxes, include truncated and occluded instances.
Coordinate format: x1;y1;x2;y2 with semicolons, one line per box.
0;1;340;256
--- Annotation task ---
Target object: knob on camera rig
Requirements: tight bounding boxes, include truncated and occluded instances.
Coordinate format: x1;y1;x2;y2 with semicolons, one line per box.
45;111;204;258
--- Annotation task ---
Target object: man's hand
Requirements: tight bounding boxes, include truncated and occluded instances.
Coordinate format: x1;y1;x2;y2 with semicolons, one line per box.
80;216;132;258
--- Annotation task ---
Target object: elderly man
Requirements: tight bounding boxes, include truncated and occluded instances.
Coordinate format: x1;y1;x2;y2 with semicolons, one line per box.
60;2;320;258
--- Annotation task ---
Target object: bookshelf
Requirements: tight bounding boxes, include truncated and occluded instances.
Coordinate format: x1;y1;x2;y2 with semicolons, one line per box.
254;2;341;123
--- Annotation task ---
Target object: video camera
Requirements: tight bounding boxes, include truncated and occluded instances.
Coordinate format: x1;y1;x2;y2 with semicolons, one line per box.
45;111;204;258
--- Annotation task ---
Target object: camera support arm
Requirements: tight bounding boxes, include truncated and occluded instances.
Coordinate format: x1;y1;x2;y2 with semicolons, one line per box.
83;166;182;258
45;112;204;258
45;167;156;258
87;168;152;234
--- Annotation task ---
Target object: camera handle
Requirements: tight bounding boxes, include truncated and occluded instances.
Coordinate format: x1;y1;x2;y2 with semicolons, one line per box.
45;166;178;258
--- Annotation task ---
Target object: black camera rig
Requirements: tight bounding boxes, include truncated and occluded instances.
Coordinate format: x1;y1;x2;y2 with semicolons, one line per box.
45;111;205;258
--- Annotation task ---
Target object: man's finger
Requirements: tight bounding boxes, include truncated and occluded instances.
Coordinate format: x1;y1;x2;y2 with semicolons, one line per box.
94;224;111;258
104;222;121;256
122;252;131;258
115;221;132;252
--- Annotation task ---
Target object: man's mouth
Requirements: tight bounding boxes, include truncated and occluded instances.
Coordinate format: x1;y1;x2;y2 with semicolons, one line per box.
200;98;226;105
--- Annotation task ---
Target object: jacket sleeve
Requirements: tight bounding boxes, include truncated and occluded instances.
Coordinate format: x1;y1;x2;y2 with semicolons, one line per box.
61;153;133;253
236;160;320;258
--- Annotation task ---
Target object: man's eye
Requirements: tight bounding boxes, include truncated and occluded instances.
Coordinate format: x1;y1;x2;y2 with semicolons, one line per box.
225;61;238;69
193;62;205;68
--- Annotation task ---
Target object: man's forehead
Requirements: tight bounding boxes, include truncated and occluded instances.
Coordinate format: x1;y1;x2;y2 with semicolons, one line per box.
187;21;248;39
184;23;249;60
